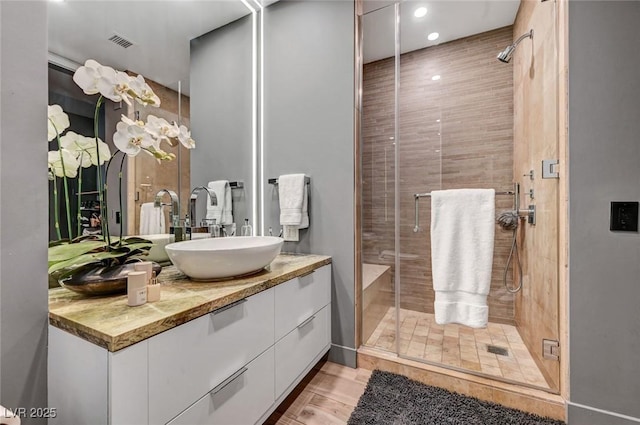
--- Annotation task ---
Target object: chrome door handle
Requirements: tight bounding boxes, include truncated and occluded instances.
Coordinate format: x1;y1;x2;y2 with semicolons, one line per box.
209;367;248;396
211;298;247;315
297;315;316;329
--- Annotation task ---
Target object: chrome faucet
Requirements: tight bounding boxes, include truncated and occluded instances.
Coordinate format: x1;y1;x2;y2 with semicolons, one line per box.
188;186;217;237
154;189;180;227
154;189;186;241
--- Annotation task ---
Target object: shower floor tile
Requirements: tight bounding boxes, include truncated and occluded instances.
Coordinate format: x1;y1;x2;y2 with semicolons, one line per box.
364;307;550;389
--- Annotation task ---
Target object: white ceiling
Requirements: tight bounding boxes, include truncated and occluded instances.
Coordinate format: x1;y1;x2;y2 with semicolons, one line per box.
48;1;520;92
47;0;254;95
363;0;521;63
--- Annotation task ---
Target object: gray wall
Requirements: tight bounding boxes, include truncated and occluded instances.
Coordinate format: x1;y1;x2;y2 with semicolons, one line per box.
568;1;640;423
264;0;356;366
190;15;255;228
0;1;49;420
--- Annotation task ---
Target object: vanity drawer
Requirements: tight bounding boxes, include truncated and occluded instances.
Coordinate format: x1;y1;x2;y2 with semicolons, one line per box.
274;303;331;399
148;288;274;425
167;346;275;425
274;264;331;341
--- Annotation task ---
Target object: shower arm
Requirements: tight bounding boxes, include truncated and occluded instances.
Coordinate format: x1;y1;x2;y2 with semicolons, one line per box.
512;30;533;49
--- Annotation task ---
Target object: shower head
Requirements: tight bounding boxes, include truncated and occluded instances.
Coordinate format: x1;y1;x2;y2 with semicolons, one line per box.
497;45;516;63
497;29;533;63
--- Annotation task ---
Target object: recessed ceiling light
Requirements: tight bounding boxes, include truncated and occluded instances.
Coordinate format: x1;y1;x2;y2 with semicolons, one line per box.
436;119;441;122
431;75;441;81
414;7;427;18
428;32;439;41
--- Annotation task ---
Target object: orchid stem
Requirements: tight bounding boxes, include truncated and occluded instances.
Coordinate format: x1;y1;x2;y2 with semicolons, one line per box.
106;152;124;245
61;167;73;240
52;175;62;240
77;154;84;238
118;153;126;246
93;96;111;248
51;119;73;239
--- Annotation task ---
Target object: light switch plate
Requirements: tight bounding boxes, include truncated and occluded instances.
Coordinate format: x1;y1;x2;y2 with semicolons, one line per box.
610;201;639;232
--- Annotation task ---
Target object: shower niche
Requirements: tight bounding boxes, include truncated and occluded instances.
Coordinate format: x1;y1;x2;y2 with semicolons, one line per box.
359;0;562;395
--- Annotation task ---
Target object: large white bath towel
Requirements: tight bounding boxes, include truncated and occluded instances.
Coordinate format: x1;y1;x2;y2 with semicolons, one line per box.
278;174;309;230
139;202;165;235
206;180;233;225
430;188;495;328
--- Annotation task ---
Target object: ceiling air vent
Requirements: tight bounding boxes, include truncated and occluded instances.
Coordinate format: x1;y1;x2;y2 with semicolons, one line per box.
108;33;134;49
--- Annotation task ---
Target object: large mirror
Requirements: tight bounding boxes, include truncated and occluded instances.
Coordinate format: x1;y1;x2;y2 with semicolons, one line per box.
47;0;257;242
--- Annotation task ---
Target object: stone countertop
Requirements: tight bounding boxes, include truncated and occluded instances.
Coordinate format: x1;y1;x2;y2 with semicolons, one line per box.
49;253;331;352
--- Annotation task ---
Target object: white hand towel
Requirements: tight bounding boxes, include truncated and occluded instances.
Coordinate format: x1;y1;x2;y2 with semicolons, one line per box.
278;174;308;229
430;188;495;328
139;202;165;235
206;180;233;225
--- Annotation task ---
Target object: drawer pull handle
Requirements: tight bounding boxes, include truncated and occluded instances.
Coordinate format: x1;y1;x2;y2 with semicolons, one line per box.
210;367;248;396
297;269;316;279
211;298;247;315
297;315;316;329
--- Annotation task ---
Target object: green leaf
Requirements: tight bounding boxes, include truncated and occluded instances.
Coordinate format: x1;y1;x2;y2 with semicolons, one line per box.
48;249;131;276
48;240;107;267
49;239;70;248
47;237;153;280
110;236;153;248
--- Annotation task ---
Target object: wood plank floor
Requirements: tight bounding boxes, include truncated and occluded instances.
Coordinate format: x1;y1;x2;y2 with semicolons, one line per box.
265;361;372;425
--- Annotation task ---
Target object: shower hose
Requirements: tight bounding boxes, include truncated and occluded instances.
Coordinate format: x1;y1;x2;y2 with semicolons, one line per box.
503;227;523;293
496;209;523;293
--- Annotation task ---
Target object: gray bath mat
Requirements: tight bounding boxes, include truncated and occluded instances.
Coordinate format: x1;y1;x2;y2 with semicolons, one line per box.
348;370;565;425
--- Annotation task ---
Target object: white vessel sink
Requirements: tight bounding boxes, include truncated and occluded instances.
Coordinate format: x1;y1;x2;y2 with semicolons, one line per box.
165;236;284;281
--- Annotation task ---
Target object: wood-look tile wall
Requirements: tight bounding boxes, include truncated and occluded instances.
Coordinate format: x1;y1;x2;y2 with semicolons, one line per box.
513;0;561;392
126;78;191;235
362;27;517;324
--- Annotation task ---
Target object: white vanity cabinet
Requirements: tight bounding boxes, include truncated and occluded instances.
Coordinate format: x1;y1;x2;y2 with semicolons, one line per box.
48;263;332;425
273;266;332;399
148;288;275;424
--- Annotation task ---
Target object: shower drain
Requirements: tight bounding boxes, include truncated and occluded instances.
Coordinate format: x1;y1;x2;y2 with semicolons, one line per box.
487;345;509;356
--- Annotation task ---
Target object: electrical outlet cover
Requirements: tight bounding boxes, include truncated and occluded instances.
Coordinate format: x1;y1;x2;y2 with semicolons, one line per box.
283;226;299;241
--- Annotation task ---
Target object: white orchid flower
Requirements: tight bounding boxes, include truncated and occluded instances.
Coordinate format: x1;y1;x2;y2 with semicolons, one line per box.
113;120;157;157
148;146;176;163
48;104;70;142
100;71;139;105
145;115;178;145
130;75;161;107
73;59;130;104
120;114;144;128
176;124;196;149
59;131;111;167
48;149;80;178
72;59;103;96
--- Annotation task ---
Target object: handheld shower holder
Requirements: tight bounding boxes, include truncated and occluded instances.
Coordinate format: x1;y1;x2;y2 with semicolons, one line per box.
518;205;536;225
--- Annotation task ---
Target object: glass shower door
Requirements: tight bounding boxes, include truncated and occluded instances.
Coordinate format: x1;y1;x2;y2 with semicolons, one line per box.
360;3;398;353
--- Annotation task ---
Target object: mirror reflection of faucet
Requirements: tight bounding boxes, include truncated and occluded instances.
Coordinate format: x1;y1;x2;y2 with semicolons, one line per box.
154;189;183;240
185;186;217;239
268;226;283;237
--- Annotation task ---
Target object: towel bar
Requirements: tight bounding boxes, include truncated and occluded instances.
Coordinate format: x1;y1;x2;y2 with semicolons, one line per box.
413;188;516;232
268;176;311;185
